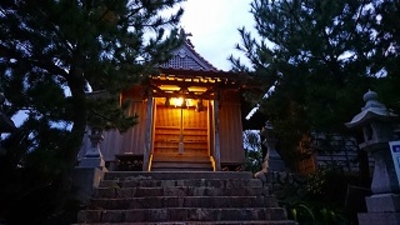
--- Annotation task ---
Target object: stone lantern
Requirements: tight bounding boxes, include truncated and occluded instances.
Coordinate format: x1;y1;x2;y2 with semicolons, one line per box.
74;127;107;204
79;127;107;170
255;121;285;180
346;90;400;225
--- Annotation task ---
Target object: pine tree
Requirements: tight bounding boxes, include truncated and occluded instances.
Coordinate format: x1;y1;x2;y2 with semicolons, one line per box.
231;0;398;171
0;0;185;223
366;0;400;110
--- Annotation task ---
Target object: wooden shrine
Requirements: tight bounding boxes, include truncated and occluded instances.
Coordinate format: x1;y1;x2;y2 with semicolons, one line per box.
80;40;259;171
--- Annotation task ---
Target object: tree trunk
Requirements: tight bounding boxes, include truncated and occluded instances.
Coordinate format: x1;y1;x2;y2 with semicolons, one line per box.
54;68;88;213
64;78;87;167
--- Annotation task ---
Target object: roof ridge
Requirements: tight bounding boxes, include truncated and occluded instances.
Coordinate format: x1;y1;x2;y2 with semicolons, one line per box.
183;39;218;71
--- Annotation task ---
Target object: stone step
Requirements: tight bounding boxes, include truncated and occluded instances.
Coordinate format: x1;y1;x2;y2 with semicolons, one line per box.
95;186;270;198
76;220;297;225
151;162;213;171
77;207;288;223
89;196;278;209
151;167;213;171
103;171;253;180
151;155;213;171
75;220;296;225
152;155;211;162
99;178;263;189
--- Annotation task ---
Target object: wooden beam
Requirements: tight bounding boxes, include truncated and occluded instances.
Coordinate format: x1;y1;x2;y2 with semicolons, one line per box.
213;94;221;171
151;92;215;100
150;78;237;87
142;97;154;171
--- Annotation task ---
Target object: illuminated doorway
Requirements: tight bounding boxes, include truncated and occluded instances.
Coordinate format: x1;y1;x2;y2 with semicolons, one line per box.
153;98;209;157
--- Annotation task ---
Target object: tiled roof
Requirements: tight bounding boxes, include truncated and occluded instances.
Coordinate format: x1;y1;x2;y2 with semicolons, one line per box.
154;39;265;93
160;39;218;71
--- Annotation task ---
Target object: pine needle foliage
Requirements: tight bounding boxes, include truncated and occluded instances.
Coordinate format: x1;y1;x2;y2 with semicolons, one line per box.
0;0;185;223
231;0;400;169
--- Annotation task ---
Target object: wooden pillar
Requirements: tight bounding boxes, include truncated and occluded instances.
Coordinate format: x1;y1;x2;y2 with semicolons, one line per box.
142;96;154;171
213;97;221;171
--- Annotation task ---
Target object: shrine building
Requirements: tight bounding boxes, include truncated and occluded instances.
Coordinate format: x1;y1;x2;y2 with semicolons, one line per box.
79;39;259;172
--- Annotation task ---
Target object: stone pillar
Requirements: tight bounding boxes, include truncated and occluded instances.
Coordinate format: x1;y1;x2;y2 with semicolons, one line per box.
346;90;400;225
255;121;285;180
79;127;107;171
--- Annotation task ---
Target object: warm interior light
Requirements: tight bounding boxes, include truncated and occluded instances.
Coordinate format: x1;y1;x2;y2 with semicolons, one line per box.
171;97;184;107
169;97;194;107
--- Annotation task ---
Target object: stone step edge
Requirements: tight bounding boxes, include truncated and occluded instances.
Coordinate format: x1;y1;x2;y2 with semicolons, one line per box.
95;186;267;192
98;185;264;189
94;186;269;195
100;178;266;186
80;206;285;212
87;196;279;210
73;220;296;225
150;169;214;172
77;207;289;223
90;195;274;200
103;171;253;180
150;165;213;168
99;178;263;184
77;208;289;223
151;159;211;163
99;178;263;183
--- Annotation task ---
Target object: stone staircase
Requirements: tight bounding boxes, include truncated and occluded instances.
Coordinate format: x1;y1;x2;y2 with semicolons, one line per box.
76;171;295;224
151;155;213;171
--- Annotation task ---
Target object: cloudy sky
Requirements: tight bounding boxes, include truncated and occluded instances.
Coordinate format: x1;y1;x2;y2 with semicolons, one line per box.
178;0;256;71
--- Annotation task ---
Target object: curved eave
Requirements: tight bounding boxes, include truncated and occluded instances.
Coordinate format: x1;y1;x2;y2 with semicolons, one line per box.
155;68;264;90
159;67;246;79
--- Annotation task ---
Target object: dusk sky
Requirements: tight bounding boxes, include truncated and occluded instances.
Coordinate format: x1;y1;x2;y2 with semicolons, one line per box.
179;0;256;71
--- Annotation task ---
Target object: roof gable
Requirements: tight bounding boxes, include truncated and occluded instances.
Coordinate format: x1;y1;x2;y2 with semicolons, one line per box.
160;40;217;71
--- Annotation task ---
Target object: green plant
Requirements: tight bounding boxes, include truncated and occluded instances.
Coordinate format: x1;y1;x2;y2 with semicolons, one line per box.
244;148;263;172
281;199;349;225
265;168;361;225
318;207;348;225
281;200;315;224
243;130;263;172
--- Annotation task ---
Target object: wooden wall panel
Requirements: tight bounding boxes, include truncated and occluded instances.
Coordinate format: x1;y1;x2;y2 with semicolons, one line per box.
93;86;148;161
100;129;123;161
218;90;245;164
119;100;148;155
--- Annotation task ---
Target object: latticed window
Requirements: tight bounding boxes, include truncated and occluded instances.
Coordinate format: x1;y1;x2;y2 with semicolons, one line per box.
160;55;204;70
